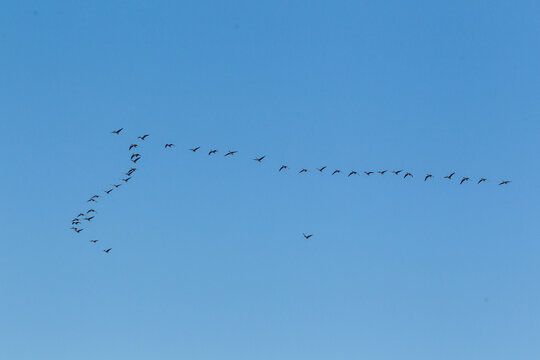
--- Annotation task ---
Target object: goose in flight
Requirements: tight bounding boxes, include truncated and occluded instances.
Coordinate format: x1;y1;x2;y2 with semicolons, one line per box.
460;177;470;184
129;144;138;150
138;134;149;140
298;169;309;174
392;170;403;175
424;174;433;181
132;157;140;163
71;220;80;225
404;172;413;178
303;233;313;239
316;166;327;172
165;144;175;148
131;153;141;160
253;156;265;162
111;128;123;134
103;248;112;254
77;213;85;218
348;171;358;177
112;184;122;188
224;151;238;156
364;171;374;176
87;209;96;214
208;149;217;155
126;168;137;175
105;189;113;194
499;180;511;185
478;178;487;184
122;177;132;182
332;170;341;175
189;147;200;152
279;165;288;171
83;216;94;221
75;228;83;233
87;198;97;202
89;240;99;243
378;170;387;175
444;172;455;180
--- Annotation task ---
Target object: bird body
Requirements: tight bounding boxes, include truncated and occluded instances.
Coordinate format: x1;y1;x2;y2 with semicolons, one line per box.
332;170;341;175
298;169;308;174
404;172;413;178
165;144;175;148
424;174;433;181
189;147;200;152
378;170;387;175
111;128;123;134
138;134;149;140
253;156;265;162
208;150;217;155
478;178;487;184
364;171;374;176
224;151;238;156
460;177;470;184
103;248;112;253
392;170;402;175
444;172;455;179
303;233;313;239
316;166;327;172
279;165;288;171
348;171;358;176
129;144;138;150
499;180;511;185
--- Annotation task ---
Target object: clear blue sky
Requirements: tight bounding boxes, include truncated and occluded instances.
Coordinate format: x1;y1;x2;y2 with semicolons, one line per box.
1;1;539;359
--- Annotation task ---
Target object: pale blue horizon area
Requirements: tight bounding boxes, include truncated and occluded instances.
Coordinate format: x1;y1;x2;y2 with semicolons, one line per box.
1;1;539;359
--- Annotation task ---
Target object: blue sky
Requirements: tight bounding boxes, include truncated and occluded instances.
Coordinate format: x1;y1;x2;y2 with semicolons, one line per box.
1;1;539;359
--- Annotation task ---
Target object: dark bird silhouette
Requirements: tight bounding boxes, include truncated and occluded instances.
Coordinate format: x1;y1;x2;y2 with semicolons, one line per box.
126;168;137;176
131;153;141;160
122;177;132;182
189;147;200;152
165;144;175;148
129;144;138;150
87;198;97;202
444;172;455;180
87;209;96;214
103;248;112;254
70;227;78;231
478;178;487;184
77;213;85;218
138;134;149;140
208;149;217;155
224;151;238;156
303;233;313;239
404;172;413;179
111;128;123;134
316;166;327;172
392;170;403;175
89;240;99;243
112;184;122;188
364;171;374;176
424;174;433;181
75;229;83;233
105;189;113;194
71;220;80;225
499;180;511;185
91;195;100;199
378;170;388;175
460;177;470;184
253;156;265;162
348;171;358;177
332;170;341;175
298;169;308;174
279;165;288;171
132;157;140;163
83;216;94;221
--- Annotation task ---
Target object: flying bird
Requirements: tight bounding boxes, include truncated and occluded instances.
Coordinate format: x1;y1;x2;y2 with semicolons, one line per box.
77;213;85;217
87;198;97;202
364;171;374;176
75;229;83;233
303;233;313;239
298;169;308;174
404;172;413;178
122;177;132;182
105;189;113;194
424;174;433;181
460;177;470;184
316;166;327;172
112;184;122;188
87;209;96;214
72;220;80;225
111;128;123;134
478;178;487;184
189;147;200;152
279;165;288;171
91;195;100;199
165;144;175;148
348;171;358;177
89;240;99;243
499;180;511;185
129;144;138;150
208;149;217;155
103;248;112;254
132;157;140;163
332;170;341;175
378;170;387;175
83;216;94;221
444;172;455;180
392;170;403;175
138;134;149;140
253;156;265;162
131;153;141;160
224;151;238;156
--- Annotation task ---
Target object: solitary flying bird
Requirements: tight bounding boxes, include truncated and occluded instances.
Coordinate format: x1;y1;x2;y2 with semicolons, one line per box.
499;180;511;185
392;170;403;175
303;233;313;239
279;165;288;171
316;166;327;172
165;144;175;148
208;149;217;155
189;147;200;152
444;172;455;180
89;240;99;243
364;171;374;176
129;144;138;150
298;169;308;174
111;128;123;134
103;248;112;254
253;156;265;162
224;151;238;156
348;171;358;177
332;170;341;175
424;174;433;181
460;177;470;184
478;178;487;184
138;134;149;140
404;172;413;178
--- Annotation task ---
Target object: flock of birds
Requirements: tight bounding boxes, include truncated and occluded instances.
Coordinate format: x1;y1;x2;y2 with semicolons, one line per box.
70;127;511;254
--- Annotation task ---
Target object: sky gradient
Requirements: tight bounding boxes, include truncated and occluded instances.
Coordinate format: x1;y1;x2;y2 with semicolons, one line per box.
1;1;539;359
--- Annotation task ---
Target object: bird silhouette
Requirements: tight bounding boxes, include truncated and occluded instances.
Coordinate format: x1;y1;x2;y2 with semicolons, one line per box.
424;174;433;181
77;213;85;218
138;134;149;140
303;233;313;239
165;144;175;148
253;156;265;162
132;157;140;163
103;248;112;254
208;149;217;155
364;171;374;176
72;220;80;225
91;195;100;199
332;170;341;175
478;178;487;184
392;170;403;175
316;166;327;172
105;189;113;194
83;216;94;221
404;172;413;178
87;198;97;202
279;165;288;171
189;147;200;152
298;169;308;174
89;240;99;243
75;229;83;233
87;209;96;214
122;177;132;182
348;171;358;177
131;154;141;160
111;128;123;134
460;177;470;184
224;151;238;156
112;184;122;188
444;172;455;180
378;170;388;175
499;180;511;185
129;144;138;150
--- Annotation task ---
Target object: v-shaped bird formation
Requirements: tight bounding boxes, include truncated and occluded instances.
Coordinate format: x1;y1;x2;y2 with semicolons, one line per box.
70;128;512;254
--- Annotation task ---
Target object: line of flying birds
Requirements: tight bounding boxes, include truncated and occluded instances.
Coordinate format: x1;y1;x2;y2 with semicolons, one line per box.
70;127;512;253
